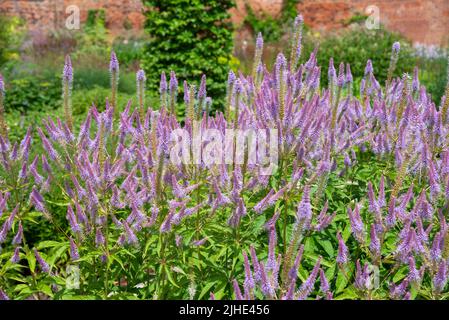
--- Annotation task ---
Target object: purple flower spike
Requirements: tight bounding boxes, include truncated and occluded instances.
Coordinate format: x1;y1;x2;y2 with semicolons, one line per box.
95;229;105;247
275;53;287;83
337;62;345;87
11;246;20;264
433;262;447;294
169;71;178;94
364;60;373;76
63;55;73;84
298;257;321;300
296;14;304;24
136;69;146;82
328;58;336;83
0;74;4;94
183;80;190;105
296;186;312;231
256;32;264;51
69;238;80;261
346;63;353;83
30;188;47;216
109;51;119;73
12;222;23;245
412;67;419;91
319;268;330;294
266;227;277;271
348;205;365;244
0;289;9;300
337;232;349;265
243;252;255;290
392;42;401;54
232;279;243;300
124;222;138;245
160;72;167;94
33;248;50;273
228;70;236;88
369;224;381;259
198;74;207;99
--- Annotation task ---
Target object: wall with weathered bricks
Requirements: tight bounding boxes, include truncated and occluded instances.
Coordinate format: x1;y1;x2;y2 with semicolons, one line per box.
1;0;448;45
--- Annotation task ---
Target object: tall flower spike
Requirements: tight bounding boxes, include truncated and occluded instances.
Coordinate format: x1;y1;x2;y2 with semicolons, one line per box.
252;32;264;79
136;69;146;121
266;227;277;271
198;74;207;118
337;232;349;265
30;188;50;220
69;238;80;261
33;248;50;273
169;71;178;115
296;186;312;232
412;67;419;92
276;53;287;123
12;222;23;245
109;51;120;112
62;55;74;130
226;71;236;120
290;14;304;71
348;205;365;244
160;72;168;110
328;58;336;86
95;229;105;247
387;42;401;88
0;73;7;137
319;268;330;294
369;224;381;261
243;252;255;292
337;62;345;87
11;246;20;264
298;257;321;300
0;290;9;300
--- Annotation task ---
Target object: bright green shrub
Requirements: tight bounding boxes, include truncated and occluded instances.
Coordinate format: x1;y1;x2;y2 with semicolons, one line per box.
4;76;61;113
0;15;24;67
142;0;235;110
302;25;416;88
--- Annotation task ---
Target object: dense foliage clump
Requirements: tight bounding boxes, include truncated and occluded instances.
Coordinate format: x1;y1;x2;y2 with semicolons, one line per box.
142;0;235;111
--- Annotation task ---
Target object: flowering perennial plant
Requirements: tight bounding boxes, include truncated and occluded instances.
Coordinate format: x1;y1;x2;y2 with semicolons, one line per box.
1;16;449;300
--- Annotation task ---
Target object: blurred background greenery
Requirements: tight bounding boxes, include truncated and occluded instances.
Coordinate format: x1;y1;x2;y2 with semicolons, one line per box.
0;2;448;142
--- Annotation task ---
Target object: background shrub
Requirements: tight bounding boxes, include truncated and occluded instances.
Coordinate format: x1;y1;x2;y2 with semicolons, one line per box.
0;15;25;68
302;25;416;89
142;0;235;110
243;0;300;43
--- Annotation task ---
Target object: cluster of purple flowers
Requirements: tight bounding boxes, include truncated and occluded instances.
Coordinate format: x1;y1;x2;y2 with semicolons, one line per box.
0;13;449;300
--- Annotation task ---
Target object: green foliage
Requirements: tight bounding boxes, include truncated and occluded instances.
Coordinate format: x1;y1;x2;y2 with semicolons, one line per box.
71;86;137;115
73;69;137;95
0;15;25;67
72;9;110;64
4;76;62;113
243;0;300;43
302;25;416;88
113;37;146;68
142;0;235;110
416;49;448;105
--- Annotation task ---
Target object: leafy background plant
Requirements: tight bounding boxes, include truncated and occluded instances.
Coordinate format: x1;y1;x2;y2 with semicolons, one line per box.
142;0;235;110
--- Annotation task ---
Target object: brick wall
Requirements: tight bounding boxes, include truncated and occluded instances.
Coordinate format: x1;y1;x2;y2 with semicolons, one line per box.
1;0;448;46
0;0;145;32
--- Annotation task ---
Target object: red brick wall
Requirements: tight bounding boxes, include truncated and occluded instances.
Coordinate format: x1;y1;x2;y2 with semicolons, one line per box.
0;0;145;33
1;0;448;46
296;0;449;46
